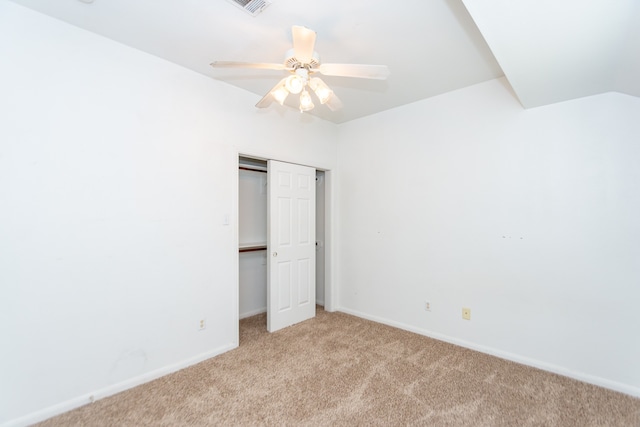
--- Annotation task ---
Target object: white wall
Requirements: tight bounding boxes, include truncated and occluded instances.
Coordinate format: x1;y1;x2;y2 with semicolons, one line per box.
0;2;337;425
337;78;640;396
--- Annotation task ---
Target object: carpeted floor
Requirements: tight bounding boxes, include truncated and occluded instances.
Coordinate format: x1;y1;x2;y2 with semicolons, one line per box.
37;308;640;426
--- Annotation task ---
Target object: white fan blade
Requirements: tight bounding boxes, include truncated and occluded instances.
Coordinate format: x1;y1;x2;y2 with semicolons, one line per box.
292;26;316;64
255;92;274;108
325;93;343;112
317;63;390;80
255;78;288;108
211;61;287;71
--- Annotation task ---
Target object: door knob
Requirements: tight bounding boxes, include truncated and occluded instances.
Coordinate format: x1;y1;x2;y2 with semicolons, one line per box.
272;252;278;257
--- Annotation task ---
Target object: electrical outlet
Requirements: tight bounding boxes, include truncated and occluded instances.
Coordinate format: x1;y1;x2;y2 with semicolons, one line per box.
199;318;207;330
425;300;432;311
462;308;471;320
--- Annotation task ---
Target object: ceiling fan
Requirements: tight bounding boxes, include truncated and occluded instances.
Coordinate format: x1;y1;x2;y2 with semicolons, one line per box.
210;25;390;113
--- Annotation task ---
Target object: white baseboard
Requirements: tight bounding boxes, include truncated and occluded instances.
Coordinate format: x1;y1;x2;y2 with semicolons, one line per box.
337;307;640;398
239;303;324;320
4;343;237;427
239;307;266;319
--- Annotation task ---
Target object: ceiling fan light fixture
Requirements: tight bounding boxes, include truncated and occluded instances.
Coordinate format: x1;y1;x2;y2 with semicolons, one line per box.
271;85;289;105
299;89;314;112
211;25;389;114
285;75;305;94
309;77;333;104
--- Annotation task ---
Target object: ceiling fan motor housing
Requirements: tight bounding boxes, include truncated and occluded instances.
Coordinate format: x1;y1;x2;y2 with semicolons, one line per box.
284;49;320;70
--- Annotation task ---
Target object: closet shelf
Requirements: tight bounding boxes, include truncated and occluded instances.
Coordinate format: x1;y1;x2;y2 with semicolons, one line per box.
239;242;267;253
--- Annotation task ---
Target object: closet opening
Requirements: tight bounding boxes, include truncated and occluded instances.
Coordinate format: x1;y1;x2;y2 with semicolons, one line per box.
238;156;329;333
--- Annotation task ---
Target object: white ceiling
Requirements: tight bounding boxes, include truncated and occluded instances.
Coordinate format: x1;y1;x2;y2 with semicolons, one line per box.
9;0;639;123
463;0;640;109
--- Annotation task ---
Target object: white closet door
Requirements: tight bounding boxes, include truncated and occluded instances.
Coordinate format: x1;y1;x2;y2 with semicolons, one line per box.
267;160;316;332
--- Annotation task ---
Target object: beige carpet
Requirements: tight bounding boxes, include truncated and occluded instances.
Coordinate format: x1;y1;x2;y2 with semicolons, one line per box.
37;308;640;426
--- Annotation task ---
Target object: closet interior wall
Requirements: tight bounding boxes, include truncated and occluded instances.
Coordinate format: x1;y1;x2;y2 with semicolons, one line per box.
238;158;268;319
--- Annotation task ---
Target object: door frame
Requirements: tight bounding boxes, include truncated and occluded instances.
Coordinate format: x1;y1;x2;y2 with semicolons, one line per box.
235;152;335;331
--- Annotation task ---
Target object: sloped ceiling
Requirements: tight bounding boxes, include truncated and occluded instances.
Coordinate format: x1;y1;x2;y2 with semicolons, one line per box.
463;0;640;108
7;0;639;122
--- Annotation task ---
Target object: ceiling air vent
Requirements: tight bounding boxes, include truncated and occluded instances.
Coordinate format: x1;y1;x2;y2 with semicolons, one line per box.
228;0;271;17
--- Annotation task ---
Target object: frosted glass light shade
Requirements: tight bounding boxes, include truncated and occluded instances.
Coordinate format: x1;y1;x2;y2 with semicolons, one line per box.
285;75;305;94
309;77;333;104
299;89;314;112
272;85;289;105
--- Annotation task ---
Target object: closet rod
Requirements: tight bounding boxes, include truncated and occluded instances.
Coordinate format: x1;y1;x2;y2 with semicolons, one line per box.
239;166;267;173
239;247;267;253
